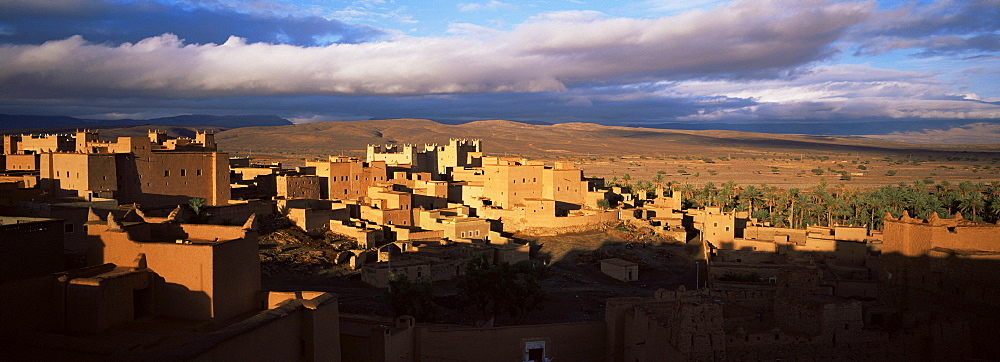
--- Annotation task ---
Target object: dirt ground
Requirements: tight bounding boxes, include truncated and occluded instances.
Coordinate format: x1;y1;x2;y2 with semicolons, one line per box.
574;152;999;189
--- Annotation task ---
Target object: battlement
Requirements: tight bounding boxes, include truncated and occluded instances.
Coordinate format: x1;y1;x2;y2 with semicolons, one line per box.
882;210;1000;256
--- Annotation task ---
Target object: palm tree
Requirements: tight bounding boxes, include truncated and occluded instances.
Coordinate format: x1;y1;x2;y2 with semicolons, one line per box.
958;192;986;222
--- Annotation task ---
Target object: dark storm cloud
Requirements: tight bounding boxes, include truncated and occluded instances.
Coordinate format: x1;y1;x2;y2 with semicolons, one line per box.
0;0;384;46
853;0;1000;56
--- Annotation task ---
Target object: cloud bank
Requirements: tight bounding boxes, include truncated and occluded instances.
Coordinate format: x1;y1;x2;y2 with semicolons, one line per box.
0;0;870;98
0;0;997;126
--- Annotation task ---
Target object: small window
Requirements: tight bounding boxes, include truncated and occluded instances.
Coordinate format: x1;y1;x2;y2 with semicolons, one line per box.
164;170;169;177
196;169;202;176
180;169;186;176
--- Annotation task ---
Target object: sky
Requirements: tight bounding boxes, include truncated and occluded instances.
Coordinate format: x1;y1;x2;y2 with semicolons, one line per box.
0;0;997;129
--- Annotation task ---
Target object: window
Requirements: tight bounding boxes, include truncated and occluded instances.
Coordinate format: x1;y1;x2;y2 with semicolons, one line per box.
196;169;202;176
180;169;186;176
164;170;169;177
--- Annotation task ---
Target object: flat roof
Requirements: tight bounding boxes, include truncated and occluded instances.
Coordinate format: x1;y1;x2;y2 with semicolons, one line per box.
601;258;638;267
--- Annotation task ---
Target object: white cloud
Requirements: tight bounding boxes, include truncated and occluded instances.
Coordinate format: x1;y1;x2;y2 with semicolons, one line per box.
665;65;1000;121
458;1;518;12
0;0;872;99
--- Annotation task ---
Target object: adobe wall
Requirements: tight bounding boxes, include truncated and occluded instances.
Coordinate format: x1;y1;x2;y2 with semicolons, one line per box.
204;200;276;225
483;208;619;235
443;219;489;240
833;240;868;266
542;168;585;207
210;234;263;321
601;260;638;282
102;236;215;319
288;207;333;231
361;206;412;227
483;163;544;208
276;175;322;199
65;269;153;333
5;153;38;170
174;294;341;362
744;226;807;243
412;322;606;362
883;218;1000;256
41;153;117;197
20;135;74;153
141;151;230;206
329;222;384;248
0;218;64;282
0;275;63;334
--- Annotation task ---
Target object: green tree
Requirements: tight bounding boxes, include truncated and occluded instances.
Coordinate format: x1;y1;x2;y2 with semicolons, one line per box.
384;274;436;320
188;197;211;223
456;257;547;325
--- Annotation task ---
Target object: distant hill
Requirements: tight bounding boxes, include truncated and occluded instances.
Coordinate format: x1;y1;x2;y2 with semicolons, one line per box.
0;114;292;130
214;119;1000;159
863;122;1000;145
627;119;1000;136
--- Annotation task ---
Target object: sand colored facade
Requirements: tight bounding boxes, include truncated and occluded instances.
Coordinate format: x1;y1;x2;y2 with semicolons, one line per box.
367;139;482;177
276;174;323;199
879;211;1000;359
85;211;261;321
601;258;639;282
341;314;606;362
882;210;1000;257
0;206;343;360
307;156;388;200
5;130;232;206
4;153;39;170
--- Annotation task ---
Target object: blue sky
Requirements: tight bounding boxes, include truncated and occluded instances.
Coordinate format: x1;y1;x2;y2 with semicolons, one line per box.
0;0;997;130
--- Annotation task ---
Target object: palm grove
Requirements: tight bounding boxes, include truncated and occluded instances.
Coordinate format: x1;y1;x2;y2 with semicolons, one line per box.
614;179;1000;228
